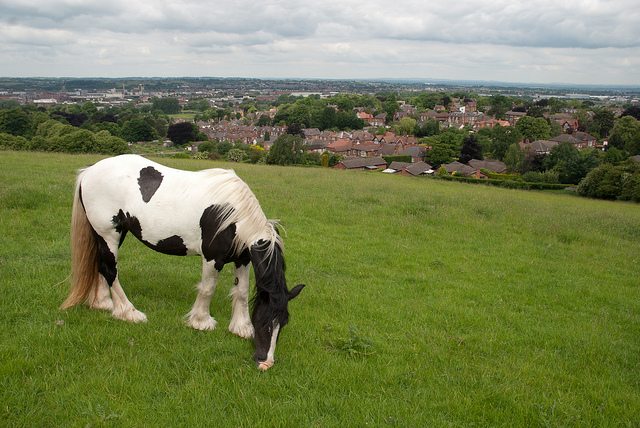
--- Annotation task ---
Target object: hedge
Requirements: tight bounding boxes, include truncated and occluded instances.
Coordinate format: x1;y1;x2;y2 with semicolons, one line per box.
431;174;569;191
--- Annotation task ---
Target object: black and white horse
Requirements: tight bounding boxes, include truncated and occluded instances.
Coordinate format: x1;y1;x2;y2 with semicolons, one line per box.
61;154;304;370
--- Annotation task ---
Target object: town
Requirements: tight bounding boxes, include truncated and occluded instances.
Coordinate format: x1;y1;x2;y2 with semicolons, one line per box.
1;77;639;201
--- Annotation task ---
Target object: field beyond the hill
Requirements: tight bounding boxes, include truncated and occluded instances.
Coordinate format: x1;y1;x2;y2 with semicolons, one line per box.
1;151;639;426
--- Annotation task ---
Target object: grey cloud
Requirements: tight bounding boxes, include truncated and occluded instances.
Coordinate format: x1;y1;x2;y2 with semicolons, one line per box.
0;0;638;84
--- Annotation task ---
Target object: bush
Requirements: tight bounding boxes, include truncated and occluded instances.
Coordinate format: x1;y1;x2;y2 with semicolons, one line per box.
521;170;560;184
620;173;640;202
225;148;246;163
0;132;30;150
577;164;622;200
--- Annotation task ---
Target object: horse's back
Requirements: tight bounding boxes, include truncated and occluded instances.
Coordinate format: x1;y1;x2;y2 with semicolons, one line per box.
78;155;271;256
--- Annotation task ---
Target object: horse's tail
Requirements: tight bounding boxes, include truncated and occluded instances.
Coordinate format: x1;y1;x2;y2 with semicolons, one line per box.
60;172;100;309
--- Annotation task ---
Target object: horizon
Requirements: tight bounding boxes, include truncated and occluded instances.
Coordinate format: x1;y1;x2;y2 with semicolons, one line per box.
3;75;640;91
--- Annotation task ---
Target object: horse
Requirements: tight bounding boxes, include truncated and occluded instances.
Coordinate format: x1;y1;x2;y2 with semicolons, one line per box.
61;154;304;371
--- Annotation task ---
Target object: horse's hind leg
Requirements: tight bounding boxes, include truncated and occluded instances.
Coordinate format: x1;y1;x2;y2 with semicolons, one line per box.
186;258;218;331
96;230;147;323
90;276;114;311
229;262;254;339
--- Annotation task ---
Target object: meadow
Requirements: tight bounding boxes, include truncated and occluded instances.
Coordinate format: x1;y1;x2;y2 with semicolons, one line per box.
1;151;639;427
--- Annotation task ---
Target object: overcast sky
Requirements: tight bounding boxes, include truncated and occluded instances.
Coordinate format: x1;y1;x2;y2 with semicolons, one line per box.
1;0;638;85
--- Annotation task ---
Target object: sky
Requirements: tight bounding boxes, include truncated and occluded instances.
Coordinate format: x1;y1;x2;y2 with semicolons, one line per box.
1;0;639;86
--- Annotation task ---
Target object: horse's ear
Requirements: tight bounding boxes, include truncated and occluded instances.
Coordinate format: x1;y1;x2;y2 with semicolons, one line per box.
288;284;305;301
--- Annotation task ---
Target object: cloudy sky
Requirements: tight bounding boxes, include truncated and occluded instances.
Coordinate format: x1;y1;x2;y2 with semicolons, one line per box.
1;0;639;85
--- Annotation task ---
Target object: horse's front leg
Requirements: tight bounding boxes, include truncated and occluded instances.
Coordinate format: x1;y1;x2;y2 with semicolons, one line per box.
229;262;254;339
186;258;218;331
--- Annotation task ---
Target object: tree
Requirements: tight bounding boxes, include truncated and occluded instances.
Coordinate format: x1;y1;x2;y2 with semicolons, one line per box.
0;108;30;136
459;134;483;164
167;122;198;146
152;97;181;114
609;116;640;155
487;95;512;119
185;98;210;112
423;130;465;166
396;117;417;136
515;116;551;142
93;130;130;154
121;118;157;142
383;94;399;123
286;123;305;137
504;143;525;172
318;107;336;131
589;109;616;138
415;119;440;137
256;115;271;127
621;106;640;121
577;163;623;200
266;134;305;165
489;125;521;160
0;132;30;150
545;143;600;184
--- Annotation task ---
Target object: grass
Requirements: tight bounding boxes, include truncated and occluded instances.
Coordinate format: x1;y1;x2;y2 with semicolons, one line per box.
1;151;639;426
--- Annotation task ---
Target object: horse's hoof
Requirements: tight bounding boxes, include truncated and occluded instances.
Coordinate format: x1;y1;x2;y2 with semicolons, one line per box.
258;361;274;371
187;314;217;331
113;308;147;323
229;322;254;339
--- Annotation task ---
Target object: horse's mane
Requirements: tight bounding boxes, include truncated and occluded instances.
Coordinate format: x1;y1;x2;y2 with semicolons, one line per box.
200;168;283;259
250;238;289;328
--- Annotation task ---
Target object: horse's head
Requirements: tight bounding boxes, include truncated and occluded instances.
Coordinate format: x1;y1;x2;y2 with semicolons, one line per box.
250;239;304;371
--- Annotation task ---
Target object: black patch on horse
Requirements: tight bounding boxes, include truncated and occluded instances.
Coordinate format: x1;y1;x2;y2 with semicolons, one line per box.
112;209;188;256
200;204;238;271
153;235;189;256
137;166;163;203
94;231;118;287
250;240;289;328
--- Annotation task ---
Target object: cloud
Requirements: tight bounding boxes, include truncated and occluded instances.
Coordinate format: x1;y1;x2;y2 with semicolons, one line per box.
0;0;638;84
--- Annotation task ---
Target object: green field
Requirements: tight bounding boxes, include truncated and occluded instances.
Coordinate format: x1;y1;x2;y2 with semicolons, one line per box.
1;151;639;426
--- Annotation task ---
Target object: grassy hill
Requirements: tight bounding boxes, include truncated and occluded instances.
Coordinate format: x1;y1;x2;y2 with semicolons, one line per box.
1;151;639;426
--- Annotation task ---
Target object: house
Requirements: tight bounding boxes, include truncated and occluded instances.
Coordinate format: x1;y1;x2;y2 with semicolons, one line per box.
506;111;527;126
303;128;321;140
334;157;388;171
370;113;387;127
326;138;352;155
468;159;507;174
550;134;579;145
305;141;329;153
383;161;412;173
523;140;559;155
398;145;426;163
548;113;579;132
356;111;374;121
549;132;598;149
404;161;434;176
443;161;478;177
573;131;598;149
350;143;380;158
474;118;511;130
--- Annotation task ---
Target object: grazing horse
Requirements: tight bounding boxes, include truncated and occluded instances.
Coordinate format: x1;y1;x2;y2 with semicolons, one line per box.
61;154;304;370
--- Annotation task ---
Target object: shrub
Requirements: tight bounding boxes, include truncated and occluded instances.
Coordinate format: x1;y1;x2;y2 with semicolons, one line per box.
225;148;246;163
0;132;30;150
577;164;622;200
620;173;640;202
521;170;560;184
